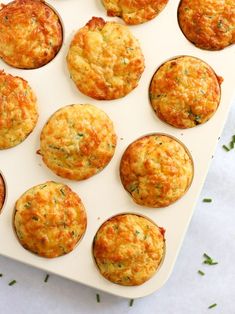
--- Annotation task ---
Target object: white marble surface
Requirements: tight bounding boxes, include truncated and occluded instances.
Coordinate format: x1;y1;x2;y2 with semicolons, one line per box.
0;100;235;314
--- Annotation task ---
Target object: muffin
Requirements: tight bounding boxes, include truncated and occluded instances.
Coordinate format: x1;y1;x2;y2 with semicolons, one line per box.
102;0;169;25
14;181;87;258
93;214;165;286
0;174;5;212
0;0;63;69
149;56;222;128
178;0;235;50
66;17;145;100
120;134;193;207
0;71;38;149
39;104;117;180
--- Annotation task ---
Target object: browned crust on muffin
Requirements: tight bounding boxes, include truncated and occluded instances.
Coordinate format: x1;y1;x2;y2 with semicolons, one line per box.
93;214;165;285
14;181;87;258
0;0;63;69
102;0;169;25
39;104;117;180
149;56;222;128
120;134;193;207
66;17;145;100
0;70;38;148
178;0;235;50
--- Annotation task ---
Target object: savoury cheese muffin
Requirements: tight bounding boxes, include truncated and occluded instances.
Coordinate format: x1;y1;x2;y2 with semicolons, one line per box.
93;214;165;286
178;0;235;50
0;71;38;149
149;56;222;128
14;181;87;258
120;134;193;207
0;0;63;69
102;0;169;25
0;174;5;212
39;104;117;180
66;17;145;100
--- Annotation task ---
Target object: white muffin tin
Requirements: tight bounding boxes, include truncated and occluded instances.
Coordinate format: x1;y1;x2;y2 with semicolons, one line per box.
0;0;234;299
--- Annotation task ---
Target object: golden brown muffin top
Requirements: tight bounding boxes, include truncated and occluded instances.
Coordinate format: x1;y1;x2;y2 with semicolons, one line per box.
93;214;165;286
178;0;235;50
120;134;193;207
67;17;145;100
0;0;63;68
39;104;117;180
0;70;38;149
102;0;169;25
14;181;87;258
150;56;222;128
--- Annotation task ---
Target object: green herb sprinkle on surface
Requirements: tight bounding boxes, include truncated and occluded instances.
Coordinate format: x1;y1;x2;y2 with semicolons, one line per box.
203;253;218;265
203;198;212;203
96;293;100;303
222;145;230;152
222;135;235;152
208;303;217;309
44;274;50;282
129;299;134;307
8;280;16;286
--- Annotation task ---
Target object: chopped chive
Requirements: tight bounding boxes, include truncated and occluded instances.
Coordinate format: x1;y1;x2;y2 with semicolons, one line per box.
204;260;218;265
44;274;49;282
194;115;201;123
96;293;100;303
203;253;212;260
0;274;2;277
8;280;16;286
217;20;222;28
230;141;234;149
60;189;65;196
203;253;218;265
222;145;230;152
203;198;212;203
24;202;31;208
48;145;60;150
198;270;205;276
208;303;217;309
129;299;134;307
222;135;235;152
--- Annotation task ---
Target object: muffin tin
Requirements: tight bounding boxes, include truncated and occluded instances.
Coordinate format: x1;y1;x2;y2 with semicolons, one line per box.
0;0;234;298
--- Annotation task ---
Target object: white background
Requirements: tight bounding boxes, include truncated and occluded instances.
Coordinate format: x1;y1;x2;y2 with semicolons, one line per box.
0;99;234;314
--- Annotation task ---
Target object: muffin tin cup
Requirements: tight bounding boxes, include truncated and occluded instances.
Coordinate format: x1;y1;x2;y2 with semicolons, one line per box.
177;0;234;51
119;132;195;208
92;212;167;286
0;0;234;299
11;182;87;259
0;0;64;70
148;55;223;129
